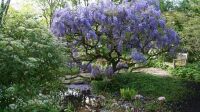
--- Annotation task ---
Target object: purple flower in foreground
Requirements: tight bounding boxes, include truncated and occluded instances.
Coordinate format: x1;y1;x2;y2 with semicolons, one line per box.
159;19;166;29
91;66;100;76
117;40;123;53
105;66;114;76
68;84;90;91
51;21;66;37
131;51;146;63
87;64;92;72
116;62;128;69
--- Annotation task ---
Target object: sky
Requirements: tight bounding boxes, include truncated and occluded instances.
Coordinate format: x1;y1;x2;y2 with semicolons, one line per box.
10;0;97;10
10;0;29;10
10;0;42;13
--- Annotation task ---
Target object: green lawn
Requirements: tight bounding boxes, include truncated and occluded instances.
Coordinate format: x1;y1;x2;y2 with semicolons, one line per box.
92;72;196;102
92;72;200;111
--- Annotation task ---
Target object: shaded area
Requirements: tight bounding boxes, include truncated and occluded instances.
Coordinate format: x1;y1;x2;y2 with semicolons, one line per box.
91;72;200;111
180;81;200;112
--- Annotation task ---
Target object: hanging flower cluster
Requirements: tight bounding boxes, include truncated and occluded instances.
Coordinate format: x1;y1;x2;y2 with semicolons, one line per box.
51;0;179;74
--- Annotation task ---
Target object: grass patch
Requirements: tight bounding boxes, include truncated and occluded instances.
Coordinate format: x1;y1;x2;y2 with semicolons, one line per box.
92;72;194;102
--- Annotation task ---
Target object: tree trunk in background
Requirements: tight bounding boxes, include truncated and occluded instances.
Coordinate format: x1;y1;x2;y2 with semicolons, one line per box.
0;0;11;28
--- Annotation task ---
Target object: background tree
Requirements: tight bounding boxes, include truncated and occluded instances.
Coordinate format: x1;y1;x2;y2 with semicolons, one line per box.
51;0;179;75
159;0;174;12
0;0;11;28
164;0;200;62
36;0;68;27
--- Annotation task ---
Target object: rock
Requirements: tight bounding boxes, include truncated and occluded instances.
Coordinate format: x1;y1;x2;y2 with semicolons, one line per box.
98;95;106;101
133;94;144;100
63;80;71;84
65;75;78;80
100;108;110;112
80;73;93;78
70;77;85;84
158;96;166;101
121;102;133;109
78;107;92;112
111;102;119;108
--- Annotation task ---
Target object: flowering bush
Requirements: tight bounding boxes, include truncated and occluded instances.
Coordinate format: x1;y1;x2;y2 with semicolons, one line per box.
0;10;67;110
51;0;179;75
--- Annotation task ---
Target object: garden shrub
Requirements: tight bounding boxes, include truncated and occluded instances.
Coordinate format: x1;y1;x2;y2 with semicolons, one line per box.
169;63;200;81
147;56;169;69
0;9;68;110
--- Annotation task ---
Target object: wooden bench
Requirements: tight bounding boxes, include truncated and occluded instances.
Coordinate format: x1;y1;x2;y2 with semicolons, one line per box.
173;53;188;68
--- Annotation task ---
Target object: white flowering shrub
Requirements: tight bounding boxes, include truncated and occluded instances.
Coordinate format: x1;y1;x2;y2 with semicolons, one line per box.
0;9;67;110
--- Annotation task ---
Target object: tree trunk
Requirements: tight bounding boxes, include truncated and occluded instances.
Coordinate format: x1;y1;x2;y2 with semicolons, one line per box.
0;0;11;28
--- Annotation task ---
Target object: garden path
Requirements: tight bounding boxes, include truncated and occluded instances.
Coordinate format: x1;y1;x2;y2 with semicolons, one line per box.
62;67;171;84
133;67;170;77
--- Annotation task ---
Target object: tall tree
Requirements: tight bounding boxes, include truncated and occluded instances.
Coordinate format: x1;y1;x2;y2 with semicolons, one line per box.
36;0;68;27
51;0;179;75
159;0;174;12
0;0;11;28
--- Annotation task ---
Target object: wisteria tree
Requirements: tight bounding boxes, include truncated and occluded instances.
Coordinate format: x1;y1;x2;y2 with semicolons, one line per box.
51;0;179;76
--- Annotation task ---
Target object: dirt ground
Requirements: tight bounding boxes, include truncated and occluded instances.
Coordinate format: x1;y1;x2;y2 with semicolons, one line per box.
134;67;170;77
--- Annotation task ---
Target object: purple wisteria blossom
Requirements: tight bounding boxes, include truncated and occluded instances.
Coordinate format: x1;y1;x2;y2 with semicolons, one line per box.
131;50;146;63
105;66;114;76
116;62;129;69
51;0;180;74
68;84;90;91
91;66;101;77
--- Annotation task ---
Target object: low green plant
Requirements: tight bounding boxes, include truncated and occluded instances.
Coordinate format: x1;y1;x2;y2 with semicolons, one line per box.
169;62;200;81
144;101;165;112
91;80;110;94
64;102;76;112
120;88;137;100
148;58;169;69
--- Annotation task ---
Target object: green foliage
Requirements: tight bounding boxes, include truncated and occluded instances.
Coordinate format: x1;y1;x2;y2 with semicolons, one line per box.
64;102;76;112
120;88;137;100
0;8;68;110
92;73;191;102
0;83;62;112
0;35;66;85
148;56;169;69
143;100;165;112
162;0;200;62
164;11;200;62
91;80;111;94
178;0;200;14
159;0;174;12
66;67;80;75
36;0;68;27
169;63;200;81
